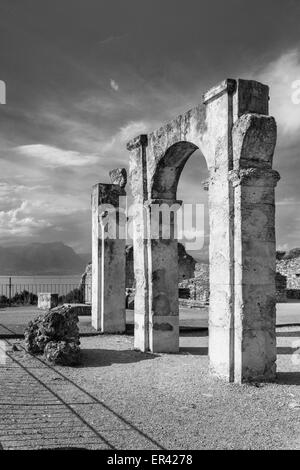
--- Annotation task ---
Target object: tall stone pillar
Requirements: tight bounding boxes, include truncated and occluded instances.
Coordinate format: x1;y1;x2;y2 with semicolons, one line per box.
128;134;182;353
147;199;181;353
204;80;237;381
230;113;279;382
91;182;126;333
206;79;279;383
127;135;150;351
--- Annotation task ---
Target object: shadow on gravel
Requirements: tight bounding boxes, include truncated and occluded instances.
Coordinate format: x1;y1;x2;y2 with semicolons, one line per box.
276;372;300;385
80;348;159;367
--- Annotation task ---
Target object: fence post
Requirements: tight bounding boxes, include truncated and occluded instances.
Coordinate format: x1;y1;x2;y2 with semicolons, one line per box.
8;277;11;307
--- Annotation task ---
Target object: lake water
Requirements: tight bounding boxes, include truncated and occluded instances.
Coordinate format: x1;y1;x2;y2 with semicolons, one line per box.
0;275;83;297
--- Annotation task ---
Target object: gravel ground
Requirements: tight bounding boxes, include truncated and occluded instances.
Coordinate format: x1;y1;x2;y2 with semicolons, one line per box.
0;328;300;450
1;303;299;337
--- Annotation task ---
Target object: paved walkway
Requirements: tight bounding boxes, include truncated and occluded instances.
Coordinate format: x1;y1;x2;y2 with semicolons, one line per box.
0;339;164;450
0;329;300;450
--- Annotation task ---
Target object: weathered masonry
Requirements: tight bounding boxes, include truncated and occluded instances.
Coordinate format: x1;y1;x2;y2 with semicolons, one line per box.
91;169;127;333
126;78;280;383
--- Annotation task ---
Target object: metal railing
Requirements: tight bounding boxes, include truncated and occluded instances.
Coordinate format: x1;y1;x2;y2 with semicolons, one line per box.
0;278;92;306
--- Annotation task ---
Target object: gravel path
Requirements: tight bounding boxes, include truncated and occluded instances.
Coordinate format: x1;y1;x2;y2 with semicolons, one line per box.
1;303;299;337
0;328;300;450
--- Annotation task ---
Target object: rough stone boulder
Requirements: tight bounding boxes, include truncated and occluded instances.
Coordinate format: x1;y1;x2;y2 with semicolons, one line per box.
44;341;81;366
24;305;81;365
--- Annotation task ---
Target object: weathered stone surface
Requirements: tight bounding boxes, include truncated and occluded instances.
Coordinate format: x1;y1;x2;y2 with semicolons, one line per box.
24;305;80;365
38;293;58;310
125;288;135;309
80;262;92;304
231;111;278;383
82;242;195;309
126;242;195;288
276;250;300;298
91;183;126;333
109;168;127;188
44;341;81;366
126;78;279;384
275;272;287;302
125;245;135;288
179;262;209;305
24;313;49;354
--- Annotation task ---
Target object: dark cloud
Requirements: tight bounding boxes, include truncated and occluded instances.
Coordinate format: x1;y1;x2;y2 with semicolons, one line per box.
0;0;300;251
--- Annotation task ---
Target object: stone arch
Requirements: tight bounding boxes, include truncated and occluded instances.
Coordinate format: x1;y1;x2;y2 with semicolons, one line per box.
127;78;279;383
151;141;199;199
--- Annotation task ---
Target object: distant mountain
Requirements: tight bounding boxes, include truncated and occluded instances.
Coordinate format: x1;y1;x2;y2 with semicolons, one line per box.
0;242;87;275
78;252;92;265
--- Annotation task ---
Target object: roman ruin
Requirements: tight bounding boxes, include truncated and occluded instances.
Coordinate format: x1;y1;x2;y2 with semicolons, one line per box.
91;180;126;333
92;78;280;384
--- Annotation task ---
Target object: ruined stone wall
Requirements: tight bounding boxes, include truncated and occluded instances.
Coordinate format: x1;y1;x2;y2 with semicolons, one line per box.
179;262;209;305
277;257;300;289
125;245;135;288
276;256;300;298
125;243;195;288
275;272;287;302
82;243;196;303
177;244;196;282
82;255;290;305
80;262;92;303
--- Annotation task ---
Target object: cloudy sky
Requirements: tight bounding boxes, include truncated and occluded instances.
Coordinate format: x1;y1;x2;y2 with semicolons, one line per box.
0;0;300;254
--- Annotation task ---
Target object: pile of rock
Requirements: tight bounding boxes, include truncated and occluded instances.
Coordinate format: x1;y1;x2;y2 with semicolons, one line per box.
24;305;81;365
275;272;287;302
179;262;210;307
276;249;300;298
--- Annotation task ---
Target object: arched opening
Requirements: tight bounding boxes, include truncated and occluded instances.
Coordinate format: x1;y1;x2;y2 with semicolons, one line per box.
151;142;198;200
176;149;209;355
149;141;210;354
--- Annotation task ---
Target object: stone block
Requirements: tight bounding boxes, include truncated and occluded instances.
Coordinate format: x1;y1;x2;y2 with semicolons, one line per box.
149;315;179;353
38;293;58;310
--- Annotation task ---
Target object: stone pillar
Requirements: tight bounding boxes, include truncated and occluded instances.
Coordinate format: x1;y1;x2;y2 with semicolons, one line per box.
205;79;279;382
203;80;237;382
231;167;280;382
147;199;181;353
127;135;149;351
91;183;126;333
128;134;181;353
230;112;279;382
